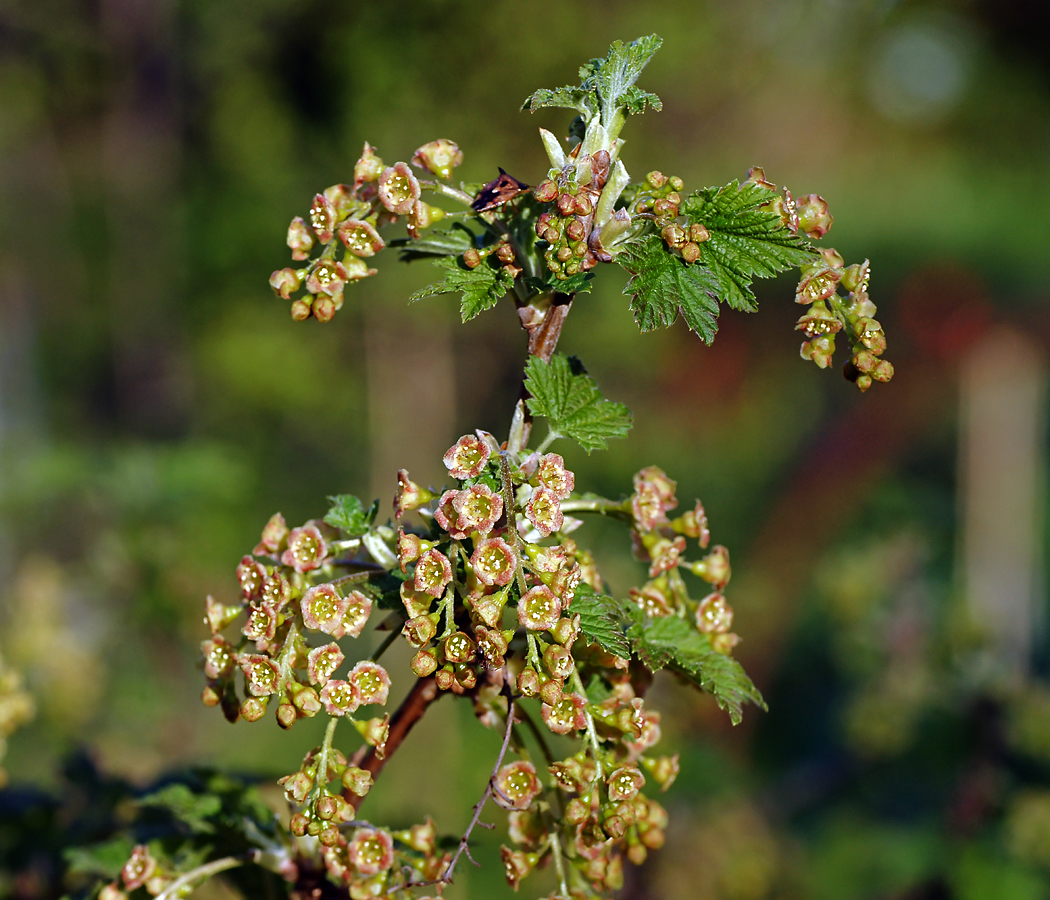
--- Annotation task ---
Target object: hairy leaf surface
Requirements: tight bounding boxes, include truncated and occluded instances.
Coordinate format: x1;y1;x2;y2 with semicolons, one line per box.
410;257;516;322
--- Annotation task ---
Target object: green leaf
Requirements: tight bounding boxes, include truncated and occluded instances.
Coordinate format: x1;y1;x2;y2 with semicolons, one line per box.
572;584;631;658
632;616;766;725
392;224;478;261
619;235;722;341
324;494;378;537
410;257;516;322
523;354;632;453
523;271;594;297
64;837;135;878
681;180;817;312
139;783;222;834
522;35;662;131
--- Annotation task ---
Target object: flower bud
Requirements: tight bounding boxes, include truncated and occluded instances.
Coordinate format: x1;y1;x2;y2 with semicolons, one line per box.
552;614;580;648
500;846;537;890
801;333;836;369
680;241;700;263
378;162;421;215
411;139;463;180
841;260;869;293
435;664;456;691
455;663;477;689
543;644;575;680
354;715;390;756
646;170;668;188
290;299;311;321
269;267;303;300
695;592;733;634
342;765;373;797
121;845;157;891
354;142;384;188
287;217;314;261
393;470;433;519
540;677;564;707
308;193;336;244
691;545;731;587
402;615;437;648
644;753;680;790
517;666;541;697
796;193;833;239
474;626;508;668
534;180;558;202
411;648;438;677
238;695;267;722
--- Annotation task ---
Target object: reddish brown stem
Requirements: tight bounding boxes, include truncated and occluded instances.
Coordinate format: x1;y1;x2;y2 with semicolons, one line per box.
344;675;442;811
514;291;574;448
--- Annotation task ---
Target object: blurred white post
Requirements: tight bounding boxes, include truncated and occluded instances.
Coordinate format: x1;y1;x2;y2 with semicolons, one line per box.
959;327;1047;675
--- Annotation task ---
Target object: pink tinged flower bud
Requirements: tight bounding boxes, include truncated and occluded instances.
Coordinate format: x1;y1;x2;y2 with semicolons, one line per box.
801;334;836;369
535;453;574;499
253;512;289;555
549;562;581;607
526;543;568;574
349;661;391;707
282;525;328;572
494;761;542;810
290;299;311;321
242;696;269;722
236;555;266;599
202;637;236;679
205;596;241;634
796;193;833;239
402;614;437;648
634;465;677;510
269;267;303;299
691;545;731;587
841;260;869;293
470;590;508;628
542;692;587;734
121;845;157;890
301;584;350;635
287;217;314;260
342;765;374;797
309;193;337;244
607;766;645;802
411;648;438;677
696;592;734;634
518;585;562;632
743;166;775;191
355;714;390;756
378;162;421;215
469;537;515;586
500;846;537;890
517;666;541;697
292;683;321;715
543;644;575;680
411;138;464;180
396;530;424;572
525;486;563;537
307;642;344;685
393;469;433;519
414;548;452;597
338;219;385;258
629;583;673;618
354;142;384;188
453;483;503;535
348;828;395;876
540;677;563;707
632;483;669;533
243;602;278;642
240;654;280;696
320;678;361;716
644;753;680;790
433;489;468;539
475;625;508;667
443;434;491;480
648;536;686;578
552;614;581;648
855;317;887;355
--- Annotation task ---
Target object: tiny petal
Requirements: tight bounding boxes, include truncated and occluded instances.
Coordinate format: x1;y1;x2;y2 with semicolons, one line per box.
443;434;490;480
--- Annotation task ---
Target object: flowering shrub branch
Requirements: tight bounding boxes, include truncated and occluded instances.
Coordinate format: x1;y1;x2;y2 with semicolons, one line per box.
88;34;892;900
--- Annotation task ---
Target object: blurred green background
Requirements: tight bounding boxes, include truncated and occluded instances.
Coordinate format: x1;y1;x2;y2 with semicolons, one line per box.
2;0;1050;898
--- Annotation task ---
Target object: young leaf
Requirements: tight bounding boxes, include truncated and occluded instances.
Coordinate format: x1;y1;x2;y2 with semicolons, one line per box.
139;783;222;834
524;354;632;453
681;180;817;312
410;257;516;322
572;584;631;658
64;837;136;878
632;615;766;725
324;495;379;537
392;223;478;261
618;234;722;341
522;35;662;134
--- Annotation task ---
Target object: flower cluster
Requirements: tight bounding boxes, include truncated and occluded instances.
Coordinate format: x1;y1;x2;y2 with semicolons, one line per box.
269;140;461;322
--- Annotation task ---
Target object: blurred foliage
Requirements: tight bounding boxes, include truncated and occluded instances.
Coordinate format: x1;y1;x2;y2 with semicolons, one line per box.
1;0;1050;898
